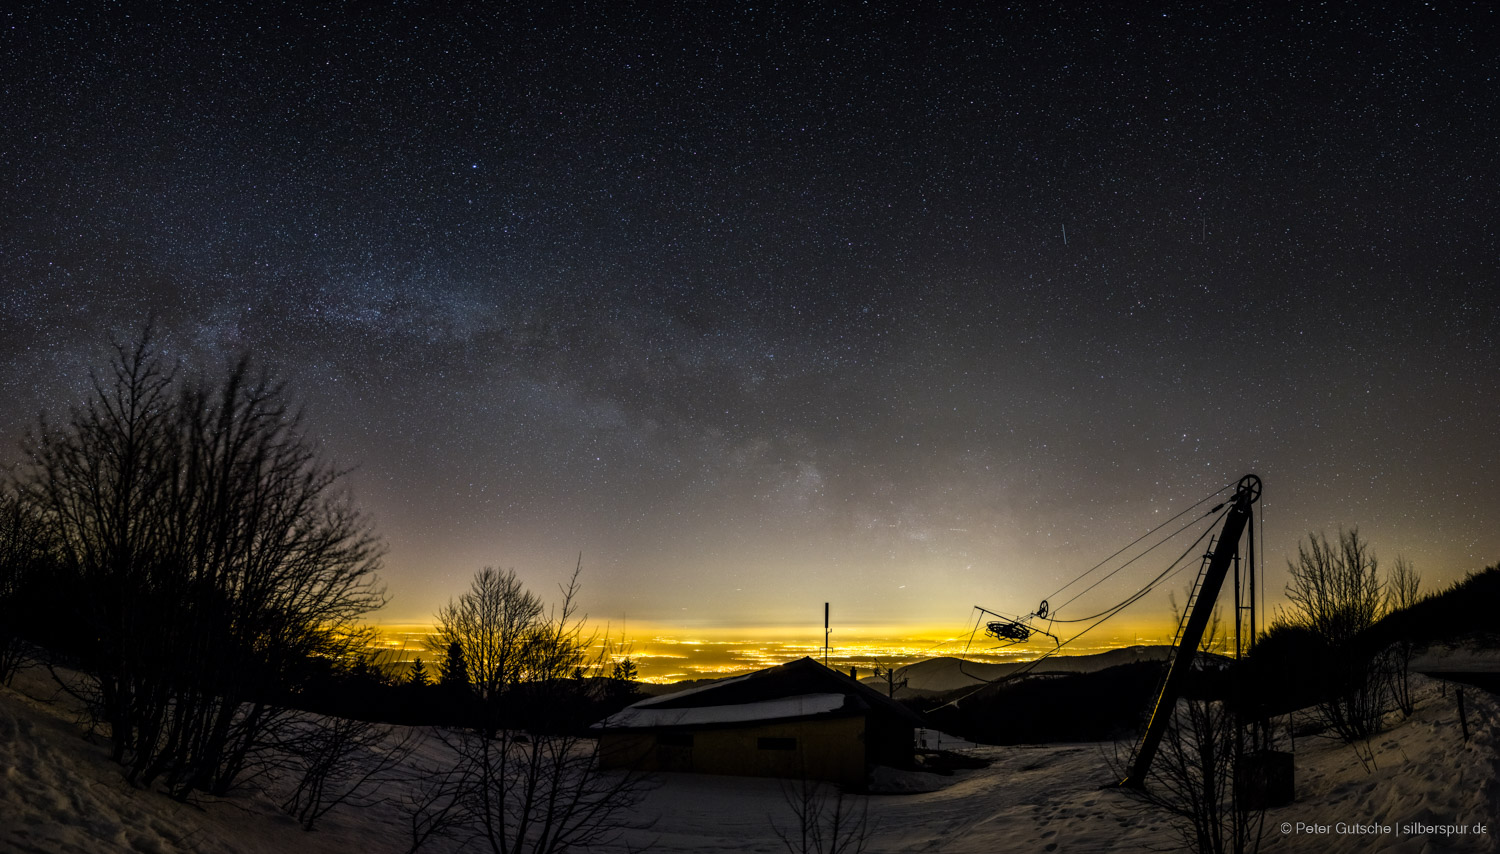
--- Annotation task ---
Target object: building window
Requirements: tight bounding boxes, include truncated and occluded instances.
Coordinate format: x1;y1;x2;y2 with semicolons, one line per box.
657;732;693;748
757;737;797;751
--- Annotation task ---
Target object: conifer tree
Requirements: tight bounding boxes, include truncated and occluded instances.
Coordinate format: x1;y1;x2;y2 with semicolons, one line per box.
438;641;469;690
408;656;430;687
611;658;638;682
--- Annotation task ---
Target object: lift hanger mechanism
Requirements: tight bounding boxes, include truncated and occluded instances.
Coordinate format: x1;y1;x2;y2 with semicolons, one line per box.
958;474;1262;788
978;601;1058;647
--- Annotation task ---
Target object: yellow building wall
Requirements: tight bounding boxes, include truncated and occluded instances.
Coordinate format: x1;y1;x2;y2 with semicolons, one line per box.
599;716;869;787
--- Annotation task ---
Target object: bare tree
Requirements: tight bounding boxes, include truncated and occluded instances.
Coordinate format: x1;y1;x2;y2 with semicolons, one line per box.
19;332;386;796
22;334;178;766
428;567;545;720
1280;528;1388;747
407;561;649;853
0;486;50;684
1383;556;1422;717
281;714;422;831
1283;528;1384;647
1386;556;1421;612
1125;695;1265;854
1116;622;1265;854
771;776;873;854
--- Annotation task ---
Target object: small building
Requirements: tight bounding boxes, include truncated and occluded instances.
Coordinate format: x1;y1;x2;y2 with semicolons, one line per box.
593;657;923;787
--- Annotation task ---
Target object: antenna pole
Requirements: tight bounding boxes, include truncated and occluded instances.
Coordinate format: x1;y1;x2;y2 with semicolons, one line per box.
824;602;830;667
1248;511;1257;651
1234;549;1242;660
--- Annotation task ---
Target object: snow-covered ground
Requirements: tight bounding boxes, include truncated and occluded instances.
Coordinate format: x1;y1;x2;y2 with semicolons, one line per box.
2;664;1495;853
1412;641;1500;673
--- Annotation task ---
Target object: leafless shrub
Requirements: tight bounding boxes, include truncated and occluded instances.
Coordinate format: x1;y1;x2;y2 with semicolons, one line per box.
18;331;385;797
1117;696;1265;854
1386;556;1422;612
1383;556;1422;717
405;561;651;853
281;714;422;831
0;487;49;685
1283;528;1384;648
1281;528;1389;746
771;776;873;854
1115;617;1264;854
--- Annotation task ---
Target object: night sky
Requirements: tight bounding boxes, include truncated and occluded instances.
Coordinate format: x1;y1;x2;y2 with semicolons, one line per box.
3;4;1497;670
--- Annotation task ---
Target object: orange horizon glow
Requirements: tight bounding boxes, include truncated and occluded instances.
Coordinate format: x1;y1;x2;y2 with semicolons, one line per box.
370;618;1189;684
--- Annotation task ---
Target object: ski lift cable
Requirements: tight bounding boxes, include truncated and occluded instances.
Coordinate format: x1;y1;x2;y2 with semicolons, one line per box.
1040;480;1235;606
1048;505;1229;622
952;506;1226;687
960;609;985;659
1062;515;1224;628
973;496;1229;652
953;610;991;684
939;513;1226;710
870;620;1002;679
1018;516;1221;663
954;605;1060;686
910;620;1003;659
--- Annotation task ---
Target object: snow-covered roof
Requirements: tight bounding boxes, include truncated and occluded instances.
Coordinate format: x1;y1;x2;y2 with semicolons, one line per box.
594;693;848;730
591;656;925;731
629;672;755;708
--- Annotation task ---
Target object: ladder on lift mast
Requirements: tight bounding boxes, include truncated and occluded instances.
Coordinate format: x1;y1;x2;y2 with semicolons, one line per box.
1119;474;1261;789
1168;536;1216;654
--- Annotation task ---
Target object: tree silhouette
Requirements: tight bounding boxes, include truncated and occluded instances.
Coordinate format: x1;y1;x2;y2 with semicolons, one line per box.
438;641;469;690
428;567;543;712
407;561;647;853
1115;621;1266;854
1281;527;1389;744
408;657;430;687
0;486;50;685
19;331;385;795
1284;528;1384;648
1383;555;1423;717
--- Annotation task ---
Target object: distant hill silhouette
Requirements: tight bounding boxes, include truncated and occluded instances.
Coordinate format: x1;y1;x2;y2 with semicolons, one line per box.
1240;564;1500;715
637;647;1183;701
858;647;1178;698
1366;564;1499;654
637;677;720;698
917;660;1174;745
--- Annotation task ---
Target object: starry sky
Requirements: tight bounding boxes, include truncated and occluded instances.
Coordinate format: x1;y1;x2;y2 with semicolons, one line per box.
2;3;1497;669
